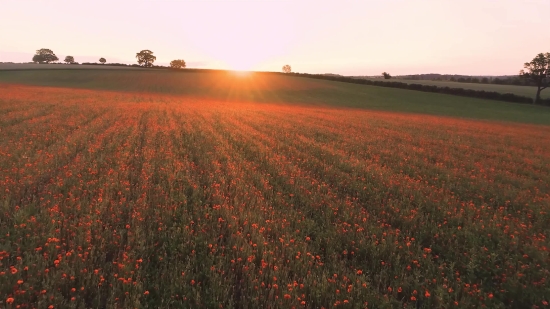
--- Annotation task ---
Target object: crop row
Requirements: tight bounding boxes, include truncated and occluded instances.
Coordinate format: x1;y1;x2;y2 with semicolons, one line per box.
1;85;549;308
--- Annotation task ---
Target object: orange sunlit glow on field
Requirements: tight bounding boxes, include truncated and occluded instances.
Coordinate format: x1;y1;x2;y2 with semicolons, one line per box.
230;70;253;78
1;84;550;308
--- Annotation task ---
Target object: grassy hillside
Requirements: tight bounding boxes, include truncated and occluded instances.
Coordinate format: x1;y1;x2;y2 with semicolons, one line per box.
370;78;549;99
1;69;549;125
0;63;143;70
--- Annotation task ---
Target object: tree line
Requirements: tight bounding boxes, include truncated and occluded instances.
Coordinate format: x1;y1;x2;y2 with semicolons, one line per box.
285;73;549;106
31;49;187;69
30;49;294;73
398;75;535;86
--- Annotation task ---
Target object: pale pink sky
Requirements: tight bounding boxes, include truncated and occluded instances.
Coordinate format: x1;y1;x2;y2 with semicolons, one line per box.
1;0;548;75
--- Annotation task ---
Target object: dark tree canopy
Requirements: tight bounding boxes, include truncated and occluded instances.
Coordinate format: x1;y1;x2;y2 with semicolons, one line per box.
64;56;75;64
170;59;186;69
382;72;392;79
99;58;106;64
282;65;291;73
520;52;549;104
136;50;156;67
33;48;59;64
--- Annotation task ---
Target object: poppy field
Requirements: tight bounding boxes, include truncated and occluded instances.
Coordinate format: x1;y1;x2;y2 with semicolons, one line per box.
1;83;550;309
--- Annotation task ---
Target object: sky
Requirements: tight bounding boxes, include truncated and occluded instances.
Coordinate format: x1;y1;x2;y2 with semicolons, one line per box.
1;0;548;76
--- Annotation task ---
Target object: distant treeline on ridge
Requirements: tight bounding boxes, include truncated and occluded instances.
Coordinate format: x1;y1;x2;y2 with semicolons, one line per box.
285;73;550;106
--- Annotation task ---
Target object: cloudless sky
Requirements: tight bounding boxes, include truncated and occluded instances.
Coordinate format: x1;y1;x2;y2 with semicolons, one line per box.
1;0;548;75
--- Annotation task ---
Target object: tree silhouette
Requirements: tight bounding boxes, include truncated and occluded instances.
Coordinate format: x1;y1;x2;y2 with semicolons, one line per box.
99;58;106;64
32;49;59;64
282;65;291;73
382;72;392;79
520;52;549;104
64;56;75;64
170;59;186;69
136;50;156;68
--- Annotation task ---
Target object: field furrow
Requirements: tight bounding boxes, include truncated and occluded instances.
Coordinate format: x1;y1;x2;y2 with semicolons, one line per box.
1;85;549;309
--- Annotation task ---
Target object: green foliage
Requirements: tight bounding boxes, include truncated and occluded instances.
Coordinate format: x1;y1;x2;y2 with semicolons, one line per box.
520;52;549;104
136;50;156;68
64;56;75;64
32;48;59;64
170;59;186;69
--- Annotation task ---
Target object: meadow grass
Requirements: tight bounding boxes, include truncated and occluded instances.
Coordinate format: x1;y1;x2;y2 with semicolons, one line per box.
370;78;550;100
0;63;143;70
1;85;549;308
1;69;550;125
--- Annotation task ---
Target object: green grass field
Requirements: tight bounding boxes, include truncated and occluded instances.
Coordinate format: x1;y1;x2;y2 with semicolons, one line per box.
0;63;143;70
1;69;550;125
370;78;550;99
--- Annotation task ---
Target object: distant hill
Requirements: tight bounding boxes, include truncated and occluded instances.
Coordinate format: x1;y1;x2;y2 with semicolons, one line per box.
351;73;518;80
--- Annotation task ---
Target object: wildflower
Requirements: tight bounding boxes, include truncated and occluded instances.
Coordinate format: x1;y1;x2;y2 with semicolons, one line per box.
6;298;14;304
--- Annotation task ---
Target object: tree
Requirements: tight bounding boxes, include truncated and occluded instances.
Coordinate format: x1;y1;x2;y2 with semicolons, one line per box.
136;50;156;67
99;58;106;64
64;56;75;64
170;59;186;69
382;72;391;79
32;48;59;64
520;52;549;104
32;55;44;63
282;65;291;73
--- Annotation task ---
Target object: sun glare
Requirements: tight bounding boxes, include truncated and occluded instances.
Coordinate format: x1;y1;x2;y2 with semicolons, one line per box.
223;56;257;72
231;70;252;78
